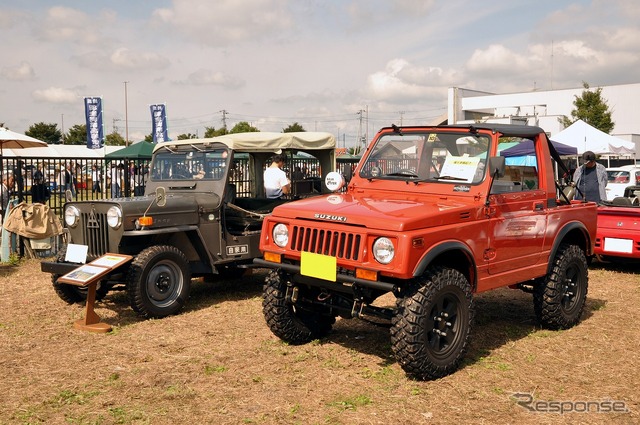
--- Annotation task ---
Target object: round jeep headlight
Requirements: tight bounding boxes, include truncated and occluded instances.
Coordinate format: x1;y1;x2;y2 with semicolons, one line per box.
272;223;289;248
106;206;122;229
372;237;395;264
64;205;80;228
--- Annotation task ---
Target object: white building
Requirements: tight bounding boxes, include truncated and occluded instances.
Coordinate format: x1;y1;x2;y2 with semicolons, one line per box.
447;83;640;159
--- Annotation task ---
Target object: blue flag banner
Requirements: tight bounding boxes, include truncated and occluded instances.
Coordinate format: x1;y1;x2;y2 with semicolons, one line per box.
84;97;104;149
150;104;168;143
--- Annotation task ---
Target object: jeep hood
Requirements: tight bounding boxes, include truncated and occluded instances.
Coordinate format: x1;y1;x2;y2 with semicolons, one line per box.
271;192;480;232
71;192;220;230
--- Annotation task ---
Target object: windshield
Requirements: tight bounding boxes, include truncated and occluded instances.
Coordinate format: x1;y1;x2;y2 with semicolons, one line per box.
150;148;230;181
607;170;630;183
359;131;490;184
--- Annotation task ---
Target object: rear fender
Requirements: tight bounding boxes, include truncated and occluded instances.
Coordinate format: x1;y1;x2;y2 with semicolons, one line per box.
547;221;592;274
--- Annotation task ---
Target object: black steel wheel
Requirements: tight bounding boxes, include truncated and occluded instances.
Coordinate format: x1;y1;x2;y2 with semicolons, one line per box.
127;245;191;319
262;270;335;344
534;243;588;329
391;266;474;380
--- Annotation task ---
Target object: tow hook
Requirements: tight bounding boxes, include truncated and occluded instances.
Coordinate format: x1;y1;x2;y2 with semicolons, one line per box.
286;286;299;304
351;299;365;318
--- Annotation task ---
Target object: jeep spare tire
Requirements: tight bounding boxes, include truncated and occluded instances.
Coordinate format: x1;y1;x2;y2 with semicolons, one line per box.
127;245;191;319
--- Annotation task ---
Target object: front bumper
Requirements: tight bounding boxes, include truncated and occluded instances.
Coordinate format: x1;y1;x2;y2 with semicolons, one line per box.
253;258;397;293
41;261;81;275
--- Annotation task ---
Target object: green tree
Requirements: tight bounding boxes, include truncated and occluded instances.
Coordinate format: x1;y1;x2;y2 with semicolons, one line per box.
64;124;88;145
25;122;62;144
283;122;305;132
144;133;153;143
229;121;259;134
204;126;227;138
348;145;362;156
106;132;126;146
177;133;198;140
560;82;615;133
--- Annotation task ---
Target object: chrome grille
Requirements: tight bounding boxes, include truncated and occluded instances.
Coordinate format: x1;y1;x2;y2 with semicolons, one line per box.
291;226;361;260
80;212;109;258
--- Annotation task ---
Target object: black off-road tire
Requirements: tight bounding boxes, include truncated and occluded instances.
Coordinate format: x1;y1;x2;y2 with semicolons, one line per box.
51;246;109;304
127;245;191;319
262;270;335;344
534;243;588;329
391;266;474;380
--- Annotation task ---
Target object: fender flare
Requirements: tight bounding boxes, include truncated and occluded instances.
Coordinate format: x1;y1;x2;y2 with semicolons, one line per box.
546;221;591;274
413;240;477;287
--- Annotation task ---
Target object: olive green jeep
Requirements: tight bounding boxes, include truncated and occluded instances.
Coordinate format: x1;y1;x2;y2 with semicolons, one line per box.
41;132;337;318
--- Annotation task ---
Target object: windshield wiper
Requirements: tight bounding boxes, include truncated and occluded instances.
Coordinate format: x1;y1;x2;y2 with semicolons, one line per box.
432;175;467;181
386;171;419;178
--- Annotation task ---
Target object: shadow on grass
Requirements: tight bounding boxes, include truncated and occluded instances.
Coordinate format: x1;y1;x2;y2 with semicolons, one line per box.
92;269;266;328
322;287;606;372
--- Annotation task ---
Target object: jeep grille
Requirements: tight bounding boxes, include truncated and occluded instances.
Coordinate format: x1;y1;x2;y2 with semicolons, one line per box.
81;212;109;258
291;226;361;261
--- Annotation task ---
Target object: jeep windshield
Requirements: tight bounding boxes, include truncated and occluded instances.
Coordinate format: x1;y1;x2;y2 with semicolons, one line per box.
359;130;490;184
150;147;230;181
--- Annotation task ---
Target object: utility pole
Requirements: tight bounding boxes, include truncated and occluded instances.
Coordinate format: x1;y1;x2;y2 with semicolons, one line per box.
219;109;228;131
61;113;65;144
357;109;365;152
124;81;129;146
113;118;121;134
399;111;405;126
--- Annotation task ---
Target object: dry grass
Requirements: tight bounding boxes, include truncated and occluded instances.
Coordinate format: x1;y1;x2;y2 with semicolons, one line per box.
0;259;638;424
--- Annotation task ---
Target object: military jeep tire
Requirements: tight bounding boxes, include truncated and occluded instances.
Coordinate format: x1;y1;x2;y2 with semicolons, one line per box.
51;246;110;304
391;266;474;380
127;245;191;319
262;270;335;344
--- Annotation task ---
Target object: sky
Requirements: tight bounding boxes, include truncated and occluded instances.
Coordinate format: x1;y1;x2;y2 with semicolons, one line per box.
1;0;639;148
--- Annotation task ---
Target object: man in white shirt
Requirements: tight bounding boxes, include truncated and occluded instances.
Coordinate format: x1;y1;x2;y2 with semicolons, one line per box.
263;154;290;199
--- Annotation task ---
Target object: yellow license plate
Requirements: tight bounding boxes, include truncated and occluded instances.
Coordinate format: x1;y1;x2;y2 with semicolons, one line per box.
300;252;337;282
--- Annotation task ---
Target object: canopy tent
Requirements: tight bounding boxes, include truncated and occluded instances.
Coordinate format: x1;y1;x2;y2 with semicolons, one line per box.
3;144;122;158
105;141;155;160
551;119;635;156
500;139;578;157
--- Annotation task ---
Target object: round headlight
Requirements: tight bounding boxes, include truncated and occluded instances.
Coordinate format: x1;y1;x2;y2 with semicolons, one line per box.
64;205;80;228
372;237;395;264
272;223;289;248
106;206;122;229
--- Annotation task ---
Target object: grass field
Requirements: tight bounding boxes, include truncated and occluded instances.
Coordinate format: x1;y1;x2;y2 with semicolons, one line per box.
0;259;638;424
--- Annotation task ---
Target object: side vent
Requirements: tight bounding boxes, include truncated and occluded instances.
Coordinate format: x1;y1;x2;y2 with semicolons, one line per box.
459;212;471;220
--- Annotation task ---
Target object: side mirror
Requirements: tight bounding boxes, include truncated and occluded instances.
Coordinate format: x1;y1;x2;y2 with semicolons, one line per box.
156;187;166;207
488;156;506;178
342;164;353;183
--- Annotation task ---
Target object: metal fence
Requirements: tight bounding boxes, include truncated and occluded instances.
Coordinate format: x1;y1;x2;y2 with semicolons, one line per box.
3;155;360;219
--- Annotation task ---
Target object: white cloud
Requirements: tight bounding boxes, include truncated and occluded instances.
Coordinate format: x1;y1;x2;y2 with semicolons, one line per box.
466;44;534;75
38;6;103;45
151;0;293;46
72;47;170;71
365;59;458;103
177;69;245;89
1;62;36;81
32;87;78;104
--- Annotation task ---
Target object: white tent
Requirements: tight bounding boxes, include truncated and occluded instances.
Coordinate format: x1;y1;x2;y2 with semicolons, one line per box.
3;144;123;158
551;119;635;156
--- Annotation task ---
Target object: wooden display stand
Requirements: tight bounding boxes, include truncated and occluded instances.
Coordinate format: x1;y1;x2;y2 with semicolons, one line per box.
58;254;132;333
